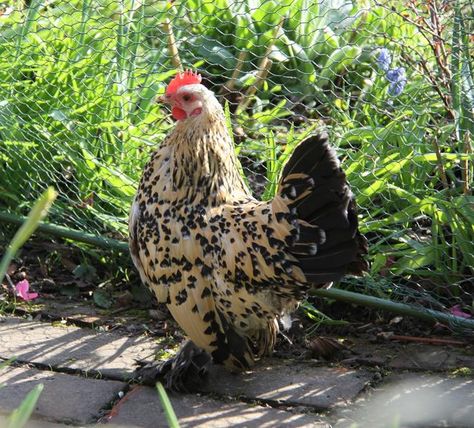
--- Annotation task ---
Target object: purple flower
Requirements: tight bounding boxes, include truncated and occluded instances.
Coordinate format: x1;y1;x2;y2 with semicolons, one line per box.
388;80;407;96
376;49;407;97
386;66;406;83
450;304;472;319
377;48;391;72
386;67;407;96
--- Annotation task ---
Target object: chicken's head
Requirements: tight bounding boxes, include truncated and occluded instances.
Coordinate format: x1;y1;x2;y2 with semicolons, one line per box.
161;70;218;121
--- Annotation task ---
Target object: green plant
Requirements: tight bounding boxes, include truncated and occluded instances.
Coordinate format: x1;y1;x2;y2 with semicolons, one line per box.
0;187;57;285
156;382;180;428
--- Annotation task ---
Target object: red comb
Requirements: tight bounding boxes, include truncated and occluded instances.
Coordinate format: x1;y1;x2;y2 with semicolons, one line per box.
166;70;202;96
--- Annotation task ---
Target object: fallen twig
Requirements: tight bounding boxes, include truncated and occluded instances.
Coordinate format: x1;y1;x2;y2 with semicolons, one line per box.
103;385;142;421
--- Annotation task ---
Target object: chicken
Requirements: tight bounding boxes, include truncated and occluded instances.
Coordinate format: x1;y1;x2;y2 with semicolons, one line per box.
129;70;367;389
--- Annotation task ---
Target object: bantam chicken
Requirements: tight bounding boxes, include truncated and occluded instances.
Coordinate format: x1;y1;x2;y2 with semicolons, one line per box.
129;70;367;390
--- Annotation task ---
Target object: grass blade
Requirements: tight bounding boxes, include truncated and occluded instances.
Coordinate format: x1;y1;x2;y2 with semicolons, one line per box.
0;187;57;284
451;0;462;136
78;0;93;49
156;382;180;428
17;0;42;43
7;383;44;428
0;357;17;371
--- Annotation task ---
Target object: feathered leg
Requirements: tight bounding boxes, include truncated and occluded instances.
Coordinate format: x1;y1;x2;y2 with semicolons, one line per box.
135;340;211;392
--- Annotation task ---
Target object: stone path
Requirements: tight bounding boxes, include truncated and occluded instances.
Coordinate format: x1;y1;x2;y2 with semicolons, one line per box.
0;315;473;427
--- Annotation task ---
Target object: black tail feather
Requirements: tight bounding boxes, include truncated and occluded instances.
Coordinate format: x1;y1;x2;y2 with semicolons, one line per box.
278;133;368;286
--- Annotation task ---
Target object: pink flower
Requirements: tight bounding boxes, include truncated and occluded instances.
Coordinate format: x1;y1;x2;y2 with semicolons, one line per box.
450;304;472;319
15;279;39;301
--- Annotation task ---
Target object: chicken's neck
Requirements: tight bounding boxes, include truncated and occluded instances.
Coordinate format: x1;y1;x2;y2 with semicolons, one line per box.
165;113;250;205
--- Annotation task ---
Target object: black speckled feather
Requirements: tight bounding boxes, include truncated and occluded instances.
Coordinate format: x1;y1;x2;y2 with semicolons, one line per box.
129;84;367;372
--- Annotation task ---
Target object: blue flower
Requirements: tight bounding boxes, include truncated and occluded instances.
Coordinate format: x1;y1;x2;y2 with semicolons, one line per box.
386;66;406;83
376;49;407;97
377;48;391;72
388;80;407;97
386;67;407;96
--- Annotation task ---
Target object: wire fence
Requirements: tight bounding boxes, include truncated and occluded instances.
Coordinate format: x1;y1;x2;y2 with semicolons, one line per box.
0;0;473;331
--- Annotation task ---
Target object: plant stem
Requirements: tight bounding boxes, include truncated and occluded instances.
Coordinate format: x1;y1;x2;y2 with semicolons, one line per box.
163;18;182;71
0;211;128;252
309;288;474;332
220;50;248;93
0;188;57;285
433;138;450;191
236;16;284;114
462;131;472;195
236;57;274;114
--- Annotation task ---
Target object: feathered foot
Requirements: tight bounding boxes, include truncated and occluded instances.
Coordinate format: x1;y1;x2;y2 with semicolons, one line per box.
135;340;211;392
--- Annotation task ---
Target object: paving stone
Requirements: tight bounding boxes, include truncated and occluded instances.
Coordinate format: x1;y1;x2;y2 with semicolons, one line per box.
344;339;474;372
106;385;329;428
388;345;474;371
201;359;373;410
335;373;474;428
0;415;74;427
0;366;127;425
0;316;161;379
38;301;104;325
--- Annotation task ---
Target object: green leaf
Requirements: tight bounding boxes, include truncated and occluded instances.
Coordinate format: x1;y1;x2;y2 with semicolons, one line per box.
316;45;362;87
93;289;113;309
371;253;388;275
393;245;436;273
73;264;97;282
0;357;17;371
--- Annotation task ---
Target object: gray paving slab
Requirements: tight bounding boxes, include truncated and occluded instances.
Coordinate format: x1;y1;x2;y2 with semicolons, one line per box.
0;317;160;379
344;340;474;371
335;373;474;428
106;385;329;428
0;415;74;427
202;360;373;410
0;366;127;425
388;345;474;371
37;301;104;325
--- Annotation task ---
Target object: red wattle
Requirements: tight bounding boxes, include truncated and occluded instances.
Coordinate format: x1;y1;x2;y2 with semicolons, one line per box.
172;106;187;121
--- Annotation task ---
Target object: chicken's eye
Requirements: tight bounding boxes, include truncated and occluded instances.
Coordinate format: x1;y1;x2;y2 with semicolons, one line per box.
182;94;192;102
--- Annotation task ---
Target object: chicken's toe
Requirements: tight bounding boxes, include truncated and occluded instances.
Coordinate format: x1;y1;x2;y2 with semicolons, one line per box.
135;340;211;392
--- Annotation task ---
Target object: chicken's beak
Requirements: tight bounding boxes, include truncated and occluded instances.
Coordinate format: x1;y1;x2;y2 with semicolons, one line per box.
157;93;173;104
